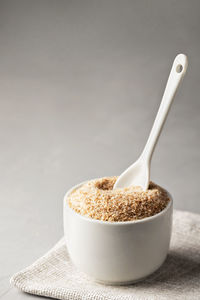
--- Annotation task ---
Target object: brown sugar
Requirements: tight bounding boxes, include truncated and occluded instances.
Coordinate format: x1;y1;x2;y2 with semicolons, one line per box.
68;176;170;222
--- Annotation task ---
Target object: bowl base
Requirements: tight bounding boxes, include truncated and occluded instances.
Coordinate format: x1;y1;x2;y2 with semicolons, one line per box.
92;257;167;286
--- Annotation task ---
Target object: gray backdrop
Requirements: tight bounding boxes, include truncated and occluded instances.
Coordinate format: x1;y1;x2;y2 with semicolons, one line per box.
1;0;200;298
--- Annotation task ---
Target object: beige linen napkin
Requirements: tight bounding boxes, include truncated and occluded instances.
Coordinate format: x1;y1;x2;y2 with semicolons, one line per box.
11;210;200;300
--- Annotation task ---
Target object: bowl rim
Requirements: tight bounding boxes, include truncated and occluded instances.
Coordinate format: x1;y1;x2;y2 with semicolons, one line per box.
64;179;173;225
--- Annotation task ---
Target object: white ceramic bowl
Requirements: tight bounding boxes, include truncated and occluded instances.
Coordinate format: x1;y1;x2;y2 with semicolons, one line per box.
63;181;173;285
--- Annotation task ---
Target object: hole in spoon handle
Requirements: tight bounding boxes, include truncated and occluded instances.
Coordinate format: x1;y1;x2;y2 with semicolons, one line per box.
176;64;183;73
174;53;188;76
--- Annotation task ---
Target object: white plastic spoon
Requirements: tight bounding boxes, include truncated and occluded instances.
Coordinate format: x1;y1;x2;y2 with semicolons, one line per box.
114;54;188;191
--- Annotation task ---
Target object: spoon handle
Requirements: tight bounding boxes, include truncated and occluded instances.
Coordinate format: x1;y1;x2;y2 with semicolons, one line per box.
141;54;188;162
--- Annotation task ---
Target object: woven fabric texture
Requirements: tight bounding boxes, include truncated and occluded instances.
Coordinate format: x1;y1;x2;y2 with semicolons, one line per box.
11;210;200;300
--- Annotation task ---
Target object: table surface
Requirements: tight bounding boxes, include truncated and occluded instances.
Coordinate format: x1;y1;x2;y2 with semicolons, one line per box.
1;0;200;298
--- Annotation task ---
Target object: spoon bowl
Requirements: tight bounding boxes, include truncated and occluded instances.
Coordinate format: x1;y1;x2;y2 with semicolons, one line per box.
114;158;150;190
